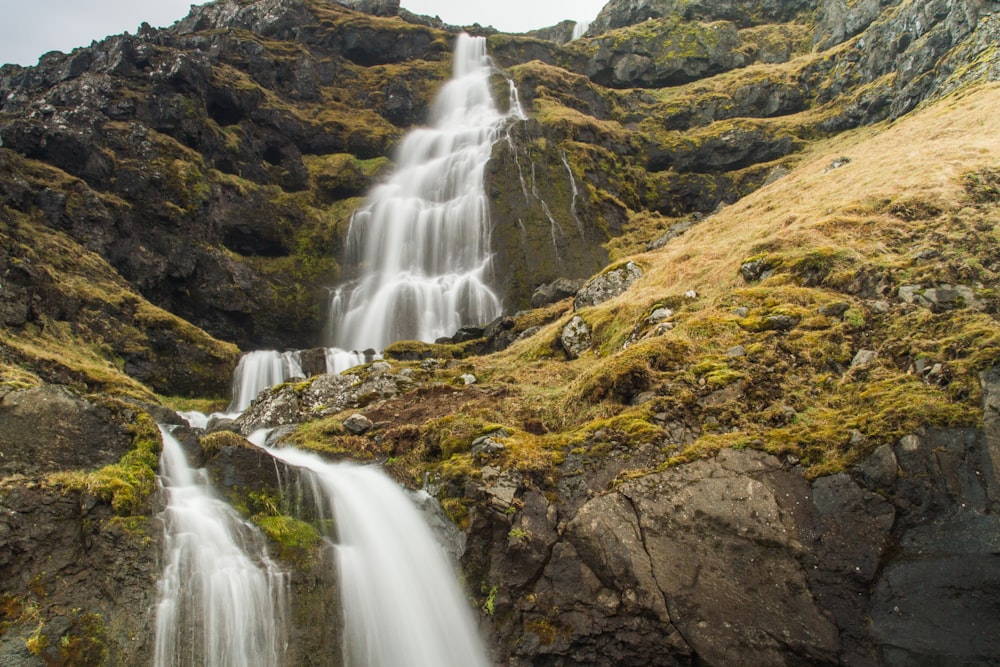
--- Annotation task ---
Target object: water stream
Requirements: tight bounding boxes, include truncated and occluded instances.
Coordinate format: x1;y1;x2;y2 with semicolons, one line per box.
153;426;289;667
265;446;490;667
154;33;503;666
327;33;521;350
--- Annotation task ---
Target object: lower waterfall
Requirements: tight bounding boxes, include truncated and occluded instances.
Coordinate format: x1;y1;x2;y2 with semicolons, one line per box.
153;426;289;667
266;445;490;667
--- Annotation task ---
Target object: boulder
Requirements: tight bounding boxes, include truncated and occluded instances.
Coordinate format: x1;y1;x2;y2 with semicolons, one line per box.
559;315;592;359
574;262;643;310
531;278;585;308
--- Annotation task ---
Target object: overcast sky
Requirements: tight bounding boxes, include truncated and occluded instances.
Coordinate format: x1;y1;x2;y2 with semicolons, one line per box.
0;0;608;67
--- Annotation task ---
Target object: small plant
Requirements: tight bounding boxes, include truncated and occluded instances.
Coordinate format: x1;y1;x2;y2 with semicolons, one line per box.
508;527;529;541
482;585;498;616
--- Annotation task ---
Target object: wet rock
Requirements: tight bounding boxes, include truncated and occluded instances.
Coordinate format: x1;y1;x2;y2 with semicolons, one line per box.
574;262;643;310
559;315;592;359
237;367;405;433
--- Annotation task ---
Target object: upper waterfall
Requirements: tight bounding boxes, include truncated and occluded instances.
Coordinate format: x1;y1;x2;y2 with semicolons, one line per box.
327;34;522;351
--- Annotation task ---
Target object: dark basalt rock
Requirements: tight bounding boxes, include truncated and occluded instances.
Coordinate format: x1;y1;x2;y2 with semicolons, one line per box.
464;413;1000;665
0;386;132;477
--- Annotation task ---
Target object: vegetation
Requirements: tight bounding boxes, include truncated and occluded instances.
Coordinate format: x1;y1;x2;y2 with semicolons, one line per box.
47;409;162;516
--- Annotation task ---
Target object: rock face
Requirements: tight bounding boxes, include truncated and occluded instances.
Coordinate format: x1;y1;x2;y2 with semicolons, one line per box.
465;418;1000;665
0;392;161;666
589;0;818;34
0;482;161;666
0;0;453;351
0;387;132;476
487;119;613;311
236;362;410;434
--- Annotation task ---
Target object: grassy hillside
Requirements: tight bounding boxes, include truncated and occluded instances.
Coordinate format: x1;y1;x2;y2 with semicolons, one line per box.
285;82;1000;508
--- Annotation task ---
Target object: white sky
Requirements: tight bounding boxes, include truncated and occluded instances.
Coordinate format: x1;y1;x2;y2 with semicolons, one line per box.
0;0;608;67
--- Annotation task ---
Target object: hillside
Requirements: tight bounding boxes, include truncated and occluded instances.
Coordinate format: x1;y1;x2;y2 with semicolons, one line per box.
1;0;999;664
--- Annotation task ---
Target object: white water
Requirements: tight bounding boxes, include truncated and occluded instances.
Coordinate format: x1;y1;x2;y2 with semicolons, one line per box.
325;347;371;374
153;426;288;667
266;446;489;667
228;350;305;412
327;34;521;351
572;19;591;40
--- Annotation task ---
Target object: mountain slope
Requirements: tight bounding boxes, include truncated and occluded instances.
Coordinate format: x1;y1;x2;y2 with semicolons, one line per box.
1;0;999;664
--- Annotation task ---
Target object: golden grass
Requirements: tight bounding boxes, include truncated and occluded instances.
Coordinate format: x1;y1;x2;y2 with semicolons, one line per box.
439;83;1000;484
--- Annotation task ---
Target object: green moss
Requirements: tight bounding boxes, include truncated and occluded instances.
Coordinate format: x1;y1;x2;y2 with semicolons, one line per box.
47;410;161;516
200;431;253;458
254;515;322;552
422;414;506;459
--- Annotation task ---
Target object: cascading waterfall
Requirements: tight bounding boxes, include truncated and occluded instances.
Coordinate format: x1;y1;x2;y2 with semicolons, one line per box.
572;19;591;40
156;35;508;666
327;33;522;351
228;350;304;412
264;445;490;667
153;426;288;667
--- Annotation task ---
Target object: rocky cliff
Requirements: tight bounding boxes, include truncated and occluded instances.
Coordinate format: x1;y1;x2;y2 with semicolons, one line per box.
1;0;1000;664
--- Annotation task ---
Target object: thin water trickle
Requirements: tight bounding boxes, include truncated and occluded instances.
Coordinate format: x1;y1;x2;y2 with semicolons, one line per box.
327;33;523;351
153;426;288;667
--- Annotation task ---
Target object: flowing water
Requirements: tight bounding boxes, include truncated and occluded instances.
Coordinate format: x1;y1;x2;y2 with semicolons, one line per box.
572;19;591;40
265;445;490;667
153;426;288;667
228;350;304;412
156;34;503;666
327;33;521;351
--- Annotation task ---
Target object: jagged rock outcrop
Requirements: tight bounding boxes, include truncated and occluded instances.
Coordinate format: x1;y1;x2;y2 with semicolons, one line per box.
235;361;410;434
0;0;454;352
589;0;818;34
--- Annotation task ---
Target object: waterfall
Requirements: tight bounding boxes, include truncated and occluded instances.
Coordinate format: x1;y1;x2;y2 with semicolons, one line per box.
572;20;591;40
327;33;521;351
153;426;288;667
228;350;304;412
266;446;490;667
325;347;371;374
